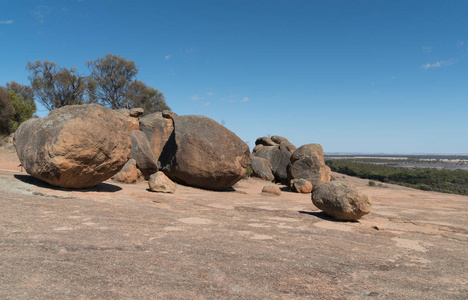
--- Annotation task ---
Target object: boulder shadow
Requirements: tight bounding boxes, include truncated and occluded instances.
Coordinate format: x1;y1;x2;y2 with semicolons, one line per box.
14;174;122;193
298;210;359;223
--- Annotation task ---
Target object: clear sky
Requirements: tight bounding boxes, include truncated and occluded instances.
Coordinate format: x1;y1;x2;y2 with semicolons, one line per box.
1;0;467;154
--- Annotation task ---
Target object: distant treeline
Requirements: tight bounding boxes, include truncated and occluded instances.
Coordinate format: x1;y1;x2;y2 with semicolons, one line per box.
326;159;468;196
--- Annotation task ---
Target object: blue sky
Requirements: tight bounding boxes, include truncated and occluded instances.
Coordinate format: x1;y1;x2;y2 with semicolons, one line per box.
1;0;467;154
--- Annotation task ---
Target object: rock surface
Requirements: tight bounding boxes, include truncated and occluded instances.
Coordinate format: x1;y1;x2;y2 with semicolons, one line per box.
271;135;297;152
130;130;158;178
287;143;331;187
290;178;313;193
254;144;291;182
160;115;250;190
148;171;176;193
252;144;264;154
112;159;143;184
261;185;281;196
139;112;174;162
14;104;131;188
312;181;372;221
250;157;274;181
116;108;144;131
255;136;276;146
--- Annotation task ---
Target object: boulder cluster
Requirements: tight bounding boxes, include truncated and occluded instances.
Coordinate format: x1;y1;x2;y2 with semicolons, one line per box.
14;104;250;191
250;135;331;192
250;135;371;220
13;104;371;221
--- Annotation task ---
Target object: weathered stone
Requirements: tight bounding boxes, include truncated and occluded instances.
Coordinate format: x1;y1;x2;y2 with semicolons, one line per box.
14;104;131;188
262;185;281;196
148;171;176;193
312;181;372;221
160;115;250;190
290;144;325;164
128;108;144;117
290;178;313;193
116;108;141;131
113;159;143;184
250;157;274;181
252;144;264;154
287;156;331;187
139;112;174;162
255;136;276;146
130;130;158;178
271;136;297;152
287;143;330;187
254;144;291;182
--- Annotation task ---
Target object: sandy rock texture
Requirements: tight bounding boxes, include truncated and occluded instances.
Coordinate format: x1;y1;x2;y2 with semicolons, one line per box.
0;149;467;299
14;104;131;188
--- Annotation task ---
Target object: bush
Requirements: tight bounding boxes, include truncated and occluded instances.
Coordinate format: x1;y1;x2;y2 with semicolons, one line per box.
0;89;13;135
244;165;254;178
368;180;376;187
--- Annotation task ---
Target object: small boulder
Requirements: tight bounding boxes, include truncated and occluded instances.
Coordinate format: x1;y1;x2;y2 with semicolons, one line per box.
14;104;131;188
287;143;331;187
252;144;264;154
113;159;143;183
250;157;274;181
255;136;276;146
262;185;281;196
290;178;313;193
148;171;176;193
130;130;158;178
311;181;372;221
254;144;291;182
271;135;297;152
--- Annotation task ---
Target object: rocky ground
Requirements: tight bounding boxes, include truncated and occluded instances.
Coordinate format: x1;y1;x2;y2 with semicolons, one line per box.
0;149;467;299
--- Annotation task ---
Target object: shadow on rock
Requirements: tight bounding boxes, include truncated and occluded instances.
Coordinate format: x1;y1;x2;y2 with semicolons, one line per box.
298;210;359;223
14;175;122;193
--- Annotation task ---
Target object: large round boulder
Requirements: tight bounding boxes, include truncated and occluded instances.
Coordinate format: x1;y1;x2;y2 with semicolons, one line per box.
14;104;131;188
287;143;331;188
159;115;250;190
311;181;372;221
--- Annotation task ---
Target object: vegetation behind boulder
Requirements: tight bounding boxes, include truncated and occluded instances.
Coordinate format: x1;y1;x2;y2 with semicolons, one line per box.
326;159;468;196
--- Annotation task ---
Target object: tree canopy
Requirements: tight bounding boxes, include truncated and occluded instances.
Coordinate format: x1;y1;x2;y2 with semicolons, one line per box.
26;54;170;114
27;61;88;110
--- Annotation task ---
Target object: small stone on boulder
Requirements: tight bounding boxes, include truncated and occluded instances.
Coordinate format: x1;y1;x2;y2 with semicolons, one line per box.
255;136;276;146
262;185;281;196
148;171;176;193
290;178;313;193
252;144;264;154
311;181;372;221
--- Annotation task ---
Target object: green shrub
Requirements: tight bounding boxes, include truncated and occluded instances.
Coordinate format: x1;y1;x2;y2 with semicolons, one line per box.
368;180;376;187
